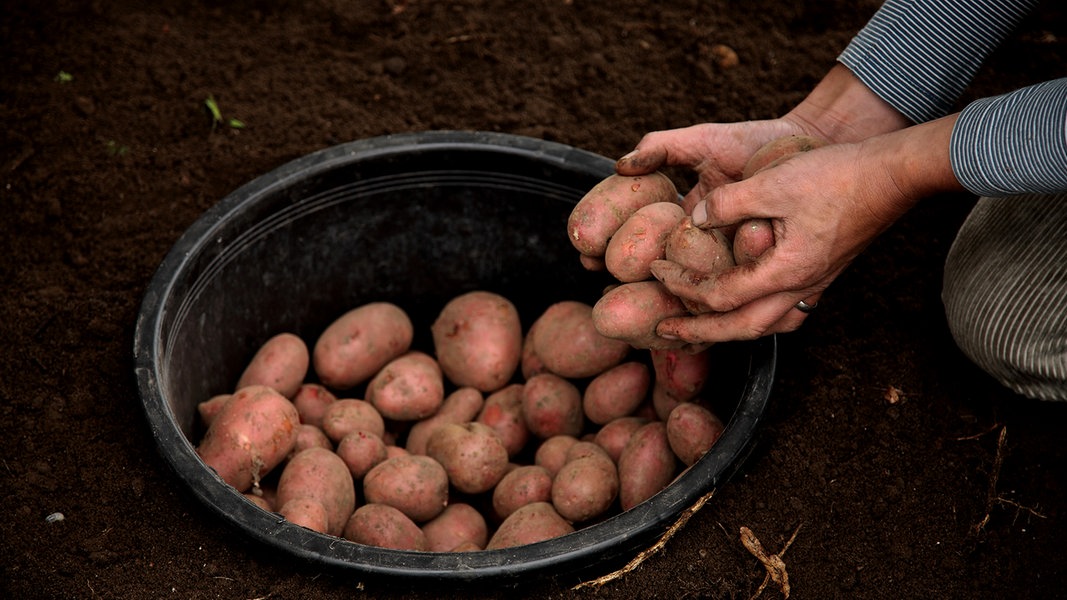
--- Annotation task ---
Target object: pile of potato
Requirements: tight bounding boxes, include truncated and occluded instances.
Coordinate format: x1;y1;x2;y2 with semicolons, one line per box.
194;292;726;552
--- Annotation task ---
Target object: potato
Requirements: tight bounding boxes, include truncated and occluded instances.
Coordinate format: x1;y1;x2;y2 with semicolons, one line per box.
486;502;575;550
534;434;580;477
365;351;445;421
404;387;484;455
432;291;522;392
651;347;710;403
531;301;631;378
386;445;409;459
197;393;231;429
313;302;414;390
291;423;333;456
582;361;650;425
522;373;583;439
196;385;300;492
275;446;356;536
320;398;385;443
651;383;682;422
421;503;489;552
664;217;735;314
552;443;619;523
593;416;648;463
343;503;429;551
243;492;273;512
666;403;725;466
477;384;529;457
235;332;308;399
591;281;689;350
363;454;449;523
520;318;549;380
605;202;686;283
741;134;828;179
568;172;678;257
335;429;388;479
493;465;554;520
278;497;330;534
618;422;677;511
732;218;775;265
426;422;509;494
292;383;337;429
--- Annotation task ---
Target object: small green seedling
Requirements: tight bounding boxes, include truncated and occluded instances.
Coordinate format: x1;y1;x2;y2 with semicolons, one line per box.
55;71;73;83
106;140;130;156
204;96;245;130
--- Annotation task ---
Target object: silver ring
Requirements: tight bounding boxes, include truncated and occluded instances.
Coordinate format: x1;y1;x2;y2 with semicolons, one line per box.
794;299;818;313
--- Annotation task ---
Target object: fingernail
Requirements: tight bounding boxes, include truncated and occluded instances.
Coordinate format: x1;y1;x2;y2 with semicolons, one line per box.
659;333;679;341
619;150;639;163
691;200;708;226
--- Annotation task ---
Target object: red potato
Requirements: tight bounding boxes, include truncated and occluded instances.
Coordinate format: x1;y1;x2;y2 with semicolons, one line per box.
235;332;309;399
741;134;829;179
343;503;429;551
651;383;683;422
426;422;510;495
593;416;648;463
386;445;409;459
365;351;445;421
362;454;449;523
320;398;385;443
522;373;584;439
275;446;356;536
534;435;580;477
292;383;337;429
531;301;631;379
432;291;523;393
520;318;549;380
291;423;333;456
618;422;677;511
605;201;686;283
551;443;619;523
421;503;489;552
591;280;689;350
313;302;414;390
666;403;726;466
486;502;575;550
664;217;735;313
568;172;679;257
732;218;775;265
196;385;300;492
335;430;388;479
579;253;607;272
582;361;651;425
477;384;530;457
243;493;273;512
404;387;484;455
197;393;231;429
651;347;711;403
278;497;330;534
492;465;554;520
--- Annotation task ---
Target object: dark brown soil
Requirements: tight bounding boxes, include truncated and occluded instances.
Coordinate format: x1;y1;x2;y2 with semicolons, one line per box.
4;1;1066;598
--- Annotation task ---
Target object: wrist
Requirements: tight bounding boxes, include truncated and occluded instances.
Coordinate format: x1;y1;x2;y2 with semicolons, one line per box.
867;114;966;203
784;64;911;144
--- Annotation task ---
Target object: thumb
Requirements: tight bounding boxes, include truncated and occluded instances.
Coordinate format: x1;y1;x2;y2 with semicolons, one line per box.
691;180;757;229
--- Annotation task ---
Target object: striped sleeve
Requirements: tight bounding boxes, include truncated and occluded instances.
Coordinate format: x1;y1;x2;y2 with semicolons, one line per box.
837;0;1038;124
951;79;1067;197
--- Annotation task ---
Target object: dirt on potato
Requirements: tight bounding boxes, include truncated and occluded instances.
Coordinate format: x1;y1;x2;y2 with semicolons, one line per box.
3;1;1067;599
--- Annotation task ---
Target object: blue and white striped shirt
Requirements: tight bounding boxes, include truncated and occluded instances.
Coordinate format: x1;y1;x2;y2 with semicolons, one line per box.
838;0;1067;197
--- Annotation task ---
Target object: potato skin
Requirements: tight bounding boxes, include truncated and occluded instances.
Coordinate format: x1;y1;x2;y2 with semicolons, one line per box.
196;385;300;492
666;403;726;466
421;503;489;552
531;301;631;378
593;416;648;463
732;218;774;265
477;384;529;458
404;387;483;455
291;423;333;456
313;302;414;390
362;454;449;523
583;361;650;425
551;443;619;523
522;373;584;439
343;503;429;551
235;332;309;399
366;351;445;421
741;134;828;179
486;502;575;550
279;497;330;534
592;281;689;350
275;446;356;536
197;393;232;429
618;422;677;511
291;383;337;429
534;435;580;478
568;172;678;257
335;429;388;479
432;291;522;392
651;347;710;403
605;202;686;283
426;422;509;494
493;465;554;520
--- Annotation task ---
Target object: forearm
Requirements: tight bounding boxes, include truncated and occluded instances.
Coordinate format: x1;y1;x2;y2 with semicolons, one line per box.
785;64;911;144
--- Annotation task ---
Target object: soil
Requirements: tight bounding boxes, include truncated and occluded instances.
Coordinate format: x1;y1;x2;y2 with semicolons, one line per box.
3;1;1066;598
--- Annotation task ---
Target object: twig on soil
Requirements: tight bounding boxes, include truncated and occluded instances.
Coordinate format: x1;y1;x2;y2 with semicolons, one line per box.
572;489;716;590
972;426;1047;534
740;523;802;600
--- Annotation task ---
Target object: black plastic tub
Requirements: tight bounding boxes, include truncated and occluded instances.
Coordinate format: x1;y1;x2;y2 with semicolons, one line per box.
133;130;775;586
